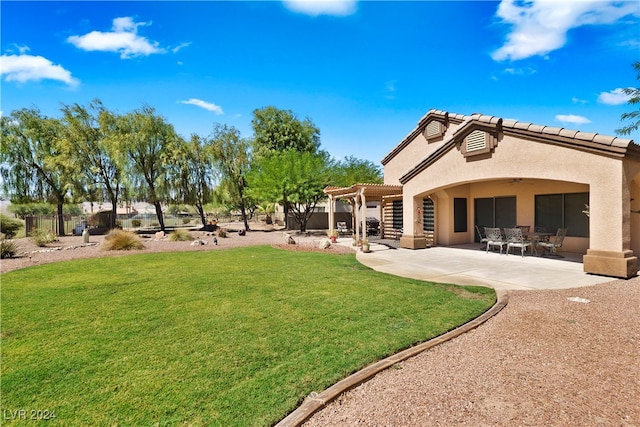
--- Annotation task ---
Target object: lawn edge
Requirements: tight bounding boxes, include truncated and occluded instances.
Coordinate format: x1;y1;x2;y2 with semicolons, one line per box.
275;289;509;427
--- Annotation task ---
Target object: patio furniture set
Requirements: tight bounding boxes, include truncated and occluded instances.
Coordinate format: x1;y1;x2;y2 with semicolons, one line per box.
476;225;568;257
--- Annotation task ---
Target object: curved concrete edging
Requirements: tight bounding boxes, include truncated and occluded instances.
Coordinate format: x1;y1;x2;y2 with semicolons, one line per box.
275;290;510;427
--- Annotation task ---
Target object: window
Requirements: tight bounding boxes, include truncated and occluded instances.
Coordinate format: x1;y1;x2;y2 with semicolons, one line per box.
535;192;589;237
454;198;467;232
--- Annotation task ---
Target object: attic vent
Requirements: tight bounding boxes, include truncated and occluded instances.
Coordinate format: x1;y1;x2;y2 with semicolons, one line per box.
465;130;486;152
426;121;441;137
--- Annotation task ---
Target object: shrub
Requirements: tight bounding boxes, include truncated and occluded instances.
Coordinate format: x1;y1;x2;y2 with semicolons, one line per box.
0;239;18;259
218;228;228;238
102;229;145;251
131;219;142;228
182;218;191;225
168;229;194;242
30;229;58;247
0;214;23;239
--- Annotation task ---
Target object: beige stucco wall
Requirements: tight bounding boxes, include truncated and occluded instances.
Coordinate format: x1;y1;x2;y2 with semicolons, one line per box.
398;133;634;256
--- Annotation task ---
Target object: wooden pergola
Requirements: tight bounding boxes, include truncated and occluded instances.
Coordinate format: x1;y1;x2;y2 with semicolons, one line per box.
324;183;403;243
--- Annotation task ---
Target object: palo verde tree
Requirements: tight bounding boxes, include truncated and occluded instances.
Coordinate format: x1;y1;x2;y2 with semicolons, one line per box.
617;61;640;137
0;108;73;236
171;134;217;227
117;105;178;232
210;124;253;231
248;150;333;232
59;99;125;229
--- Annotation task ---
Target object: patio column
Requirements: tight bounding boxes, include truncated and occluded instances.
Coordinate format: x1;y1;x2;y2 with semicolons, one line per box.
399;195;427;249
583;167;638;278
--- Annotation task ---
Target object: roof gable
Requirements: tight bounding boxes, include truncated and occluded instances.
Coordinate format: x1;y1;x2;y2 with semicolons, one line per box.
396;109;639;184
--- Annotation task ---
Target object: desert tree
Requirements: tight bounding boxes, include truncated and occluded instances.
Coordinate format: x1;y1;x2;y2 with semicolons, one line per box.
59;99;125;229
171;133;217;227
210;124;254;231
116;105;178;232
616;61;640;137
251;106;320;157
248;150;332;232
0;108;73;235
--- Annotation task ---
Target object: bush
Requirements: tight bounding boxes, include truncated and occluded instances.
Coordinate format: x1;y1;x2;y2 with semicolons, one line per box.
218;228;228;238
30;229;58;247
102;229;145;251
131;219;142;228
0;239;18;259
0;214;23;239
182;218;191;225
168;229;194;242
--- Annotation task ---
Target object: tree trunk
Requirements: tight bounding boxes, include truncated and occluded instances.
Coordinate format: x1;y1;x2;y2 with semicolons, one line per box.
110;199;118;230
196;204;206;227
240;203;251;231
56;203;66;236
153;201;165;231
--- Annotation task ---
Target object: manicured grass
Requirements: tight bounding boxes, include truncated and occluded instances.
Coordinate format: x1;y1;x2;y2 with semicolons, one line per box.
1;246;495;426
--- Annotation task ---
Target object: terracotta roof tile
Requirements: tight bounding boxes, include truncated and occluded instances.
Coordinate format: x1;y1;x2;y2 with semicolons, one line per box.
575;131;598;142
592;134;615;145
611;137;633;148
513;121;532;130
541;126;563;136
527;124;545;133
559;129;579;138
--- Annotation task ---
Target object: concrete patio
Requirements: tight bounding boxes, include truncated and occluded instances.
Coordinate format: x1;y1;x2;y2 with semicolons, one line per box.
349;240;633;292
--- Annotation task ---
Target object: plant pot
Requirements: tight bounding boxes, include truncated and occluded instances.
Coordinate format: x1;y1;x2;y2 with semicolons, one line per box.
330;236;337;243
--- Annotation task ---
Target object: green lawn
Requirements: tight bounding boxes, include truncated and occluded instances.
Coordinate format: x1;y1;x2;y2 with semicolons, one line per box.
1;246;495;426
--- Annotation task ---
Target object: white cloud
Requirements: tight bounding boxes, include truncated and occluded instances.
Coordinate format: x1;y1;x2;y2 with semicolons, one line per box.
555;114;591;125
0;53;79;87
572;97;588;104
282;0;357;17
171;42;192;54
492;0;639;61
67;17;165;59
180;98;224;114
597;88;632;105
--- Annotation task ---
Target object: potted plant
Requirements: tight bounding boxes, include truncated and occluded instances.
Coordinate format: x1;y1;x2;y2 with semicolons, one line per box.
328;229;338;243
362;240;371;253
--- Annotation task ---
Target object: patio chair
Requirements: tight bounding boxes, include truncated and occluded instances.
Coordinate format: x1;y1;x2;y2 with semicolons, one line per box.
336;222;349;235
475;225;488;245
504;227;533;257
537;228;568;257
484;227;506;254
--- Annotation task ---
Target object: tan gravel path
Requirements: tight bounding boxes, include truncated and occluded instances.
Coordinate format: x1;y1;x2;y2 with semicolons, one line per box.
304;277;640;426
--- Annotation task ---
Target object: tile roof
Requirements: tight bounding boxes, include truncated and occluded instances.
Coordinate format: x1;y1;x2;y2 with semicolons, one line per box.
382;108;638;165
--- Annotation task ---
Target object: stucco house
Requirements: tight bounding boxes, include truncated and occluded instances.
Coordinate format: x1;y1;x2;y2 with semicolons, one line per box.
326;109;640;279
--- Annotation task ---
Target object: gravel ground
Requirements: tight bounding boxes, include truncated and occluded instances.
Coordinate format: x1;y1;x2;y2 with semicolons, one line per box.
3;227;638;426
304;277;640;427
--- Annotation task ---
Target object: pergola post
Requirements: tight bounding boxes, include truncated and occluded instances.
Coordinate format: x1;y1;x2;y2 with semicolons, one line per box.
360;190;367;242
328;195;335;235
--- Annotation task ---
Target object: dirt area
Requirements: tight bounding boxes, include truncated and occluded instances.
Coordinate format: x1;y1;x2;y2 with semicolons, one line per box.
1;224;353;274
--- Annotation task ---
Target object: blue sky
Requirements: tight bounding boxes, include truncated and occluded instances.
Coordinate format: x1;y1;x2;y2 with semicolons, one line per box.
1;0;639;164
